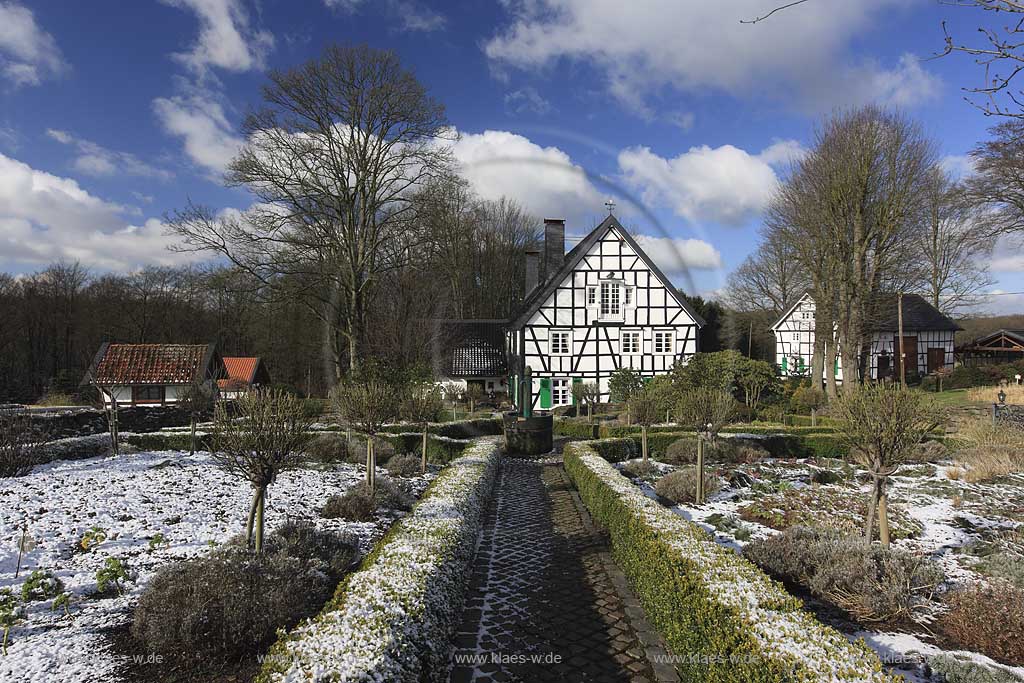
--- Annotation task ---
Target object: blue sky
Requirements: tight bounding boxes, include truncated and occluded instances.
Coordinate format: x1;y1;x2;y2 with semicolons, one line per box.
1;0;1022;312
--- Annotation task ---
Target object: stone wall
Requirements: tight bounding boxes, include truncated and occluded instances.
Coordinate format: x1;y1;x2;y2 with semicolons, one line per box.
994;404;1024;430
5;405;196;439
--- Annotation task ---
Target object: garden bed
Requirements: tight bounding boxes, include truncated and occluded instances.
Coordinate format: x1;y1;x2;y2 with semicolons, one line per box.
606;443;1024;682
0;447;434;683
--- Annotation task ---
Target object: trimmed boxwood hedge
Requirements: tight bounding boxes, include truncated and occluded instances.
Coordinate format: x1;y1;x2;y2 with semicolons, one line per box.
377;417;503;439
254;439;501;682
554;419;839;441
124;432;214;452
564;442;898;683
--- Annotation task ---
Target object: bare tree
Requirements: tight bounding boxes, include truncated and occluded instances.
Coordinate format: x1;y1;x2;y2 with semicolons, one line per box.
572;381;600;423
465;384;485;414
211;389;312;553
674;389;738;504
178;382;216;456
627;387;660;466
0;412;47;478
441;381;463;421
832;384;939;548
723;235;809;315
168;44;454;384
332;379;397;490
400;382;442;473
965;119;1024;239
913;169;995;314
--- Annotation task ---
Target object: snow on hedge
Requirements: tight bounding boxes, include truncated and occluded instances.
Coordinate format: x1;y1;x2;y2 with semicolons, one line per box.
256;437;501;683
569;446;899;683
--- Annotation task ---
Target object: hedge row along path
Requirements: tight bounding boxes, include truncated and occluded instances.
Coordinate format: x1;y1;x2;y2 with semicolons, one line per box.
447;454;677;683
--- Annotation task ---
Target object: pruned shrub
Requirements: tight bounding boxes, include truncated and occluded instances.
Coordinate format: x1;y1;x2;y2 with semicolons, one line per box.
0;412;47;477
976;552;1024;590
654;467;722;504
386;453;421;478
927;654;1024;683
320;486;376;521
132;523;357;669
373;476;414;511
912;439;949;463
663;437;768;466
620;459;660;481
304;433;350;464
744;526;942;625
939;582;1024;667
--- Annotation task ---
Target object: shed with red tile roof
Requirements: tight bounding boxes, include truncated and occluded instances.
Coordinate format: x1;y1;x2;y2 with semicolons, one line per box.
81;343;224;406
218;357;271;397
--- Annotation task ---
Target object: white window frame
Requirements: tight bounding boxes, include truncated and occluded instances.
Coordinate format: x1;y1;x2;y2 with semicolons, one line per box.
549;329;572;356
624;286;633;306
653;329;675;355
551;378;570;406
599;280;623;321
587;286;597;306
620;329;641;355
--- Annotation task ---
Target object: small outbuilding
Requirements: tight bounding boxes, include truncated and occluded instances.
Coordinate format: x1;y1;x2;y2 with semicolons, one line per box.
956;329;1024;366
433;319;510;397
81;343;225;407
218;357;271;399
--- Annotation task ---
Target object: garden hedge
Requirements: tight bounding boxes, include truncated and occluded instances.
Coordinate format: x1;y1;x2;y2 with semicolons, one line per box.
377;417;503;439
377;432;472;465
554;419;838;441
564;442;898;683
255;438;501;683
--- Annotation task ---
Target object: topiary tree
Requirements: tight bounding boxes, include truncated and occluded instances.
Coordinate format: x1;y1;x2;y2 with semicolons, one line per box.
400;382;442;473
736;358;779;413
832;384;940;548
627;387;661;466
647;374;677;424
571;381;600;422
177;382;216;456
465;383;485;414
332;380;398;491
791;385;828;425
608;368;644;424
674;388;738;504
211;389;312;553
441;382;463;421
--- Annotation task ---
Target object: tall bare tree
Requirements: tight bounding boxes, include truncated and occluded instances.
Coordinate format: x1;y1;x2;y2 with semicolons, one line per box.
168;44;454;384
724;235;809;315
965;119;1024;240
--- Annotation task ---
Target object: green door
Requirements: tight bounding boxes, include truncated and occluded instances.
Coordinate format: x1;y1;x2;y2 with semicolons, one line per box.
571;378;581;404
781;356;788;373
539;378;552;409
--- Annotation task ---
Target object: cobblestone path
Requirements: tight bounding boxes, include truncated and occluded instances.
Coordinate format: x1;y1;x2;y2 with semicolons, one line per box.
448;456;676;683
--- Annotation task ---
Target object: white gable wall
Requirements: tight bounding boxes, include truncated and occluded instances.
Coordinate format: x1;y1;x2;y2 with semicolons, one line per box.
514;225;700;408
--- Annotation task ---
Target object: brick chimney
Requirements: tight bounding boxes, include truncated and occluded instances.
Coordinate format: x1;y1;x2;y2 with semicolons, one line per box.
525;247;541;294
542;218;565;282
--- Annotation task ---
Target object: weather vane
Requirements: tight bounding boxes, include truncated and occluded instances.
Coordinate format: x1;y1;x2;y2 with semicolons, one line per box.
604;198;616;214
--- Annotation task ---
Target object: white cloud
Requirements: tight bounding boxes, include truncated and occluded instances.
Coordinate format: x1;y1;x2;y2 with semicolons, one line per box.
505;86;554;115
162;0;273;73
485;0;937;113
0;153;200;270
0;2;66;86
451;129;605;223
617;140;803;225
941;154;976;179
666;112;695;132
392;0;446;32
633;235;722;272
46;129;174;180
153;89;243;175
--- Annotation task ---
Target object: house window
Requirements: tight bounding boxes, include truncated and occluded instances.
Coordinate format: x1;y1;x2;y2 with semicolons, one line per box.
587;286;597;305
654;330;674;354
600;281;622;319
552;378;570;406
132;385;165;403
550;330;571;355
621;330;641;355
624;287;633;306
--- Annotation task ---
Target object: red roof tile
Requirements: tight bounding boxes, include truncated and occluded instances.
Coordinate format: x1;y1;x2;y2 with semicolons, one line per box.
90;344;216;385
223;357;260;383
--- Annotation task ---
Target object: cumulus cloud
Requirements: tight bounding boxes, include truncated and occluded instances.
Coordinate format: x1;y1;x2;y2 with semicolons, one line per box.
161;0;273;74
392;0;446;32
941;154;976;179
0;153;201;271
46;129;174;180
485;0;938;113
153;88;243;175
617;140;803;226
0;2;66;86
633;235;722;272
451;129;605;223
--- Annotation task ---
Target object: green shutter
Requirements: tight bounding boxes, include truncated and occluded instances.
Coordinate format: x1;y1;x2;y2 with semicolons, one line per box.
539;378;552;409
798;357;805;371
571;378;582;404
782;356;788;372
834;359;839;375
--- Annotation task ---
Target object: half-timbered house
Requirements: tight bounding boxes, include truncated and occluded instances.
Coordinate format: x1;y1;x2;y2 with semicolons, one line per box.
507;214;704;411
771;293;961;382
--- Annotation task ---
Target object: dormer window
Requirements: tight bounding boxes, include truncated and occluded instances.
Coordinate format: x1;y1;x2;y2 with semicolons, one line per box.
600;281;621;319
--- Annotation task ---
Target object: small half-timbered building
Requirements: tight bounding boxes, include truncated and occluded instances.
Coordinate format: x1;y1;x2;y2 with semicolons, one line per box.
771;293;961;382
507;214;704;411
433;319;510;396
957;329;1024;366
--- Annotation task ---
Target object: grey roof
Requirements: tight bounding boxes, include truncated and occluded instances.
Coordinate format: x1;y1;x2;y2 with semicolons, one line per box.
434;320;509;378
869;293;963;332
509;214;706;329
962;328;1024;349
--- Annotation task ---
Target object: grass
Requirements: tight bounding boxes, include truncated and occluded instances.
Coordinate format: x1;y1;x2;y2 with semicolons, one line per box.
920;388;989;408
967;384;1024;405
